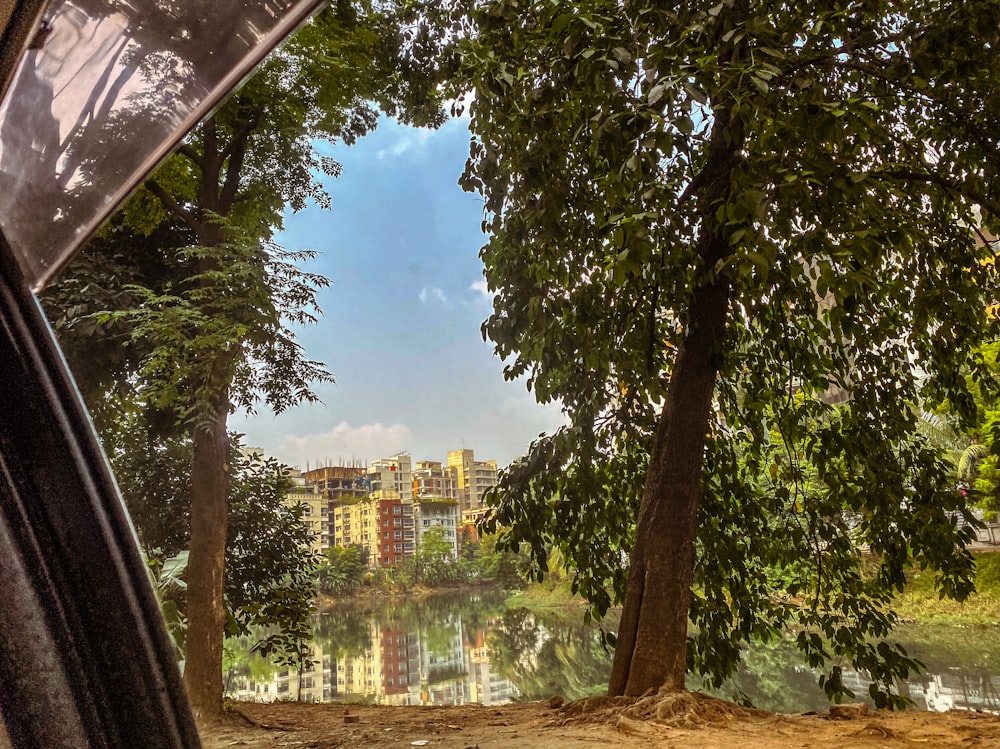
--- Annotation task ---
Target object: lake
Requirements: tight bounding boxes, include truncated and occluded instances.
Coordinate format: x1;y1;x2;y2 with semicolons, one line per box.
224;588;1000;713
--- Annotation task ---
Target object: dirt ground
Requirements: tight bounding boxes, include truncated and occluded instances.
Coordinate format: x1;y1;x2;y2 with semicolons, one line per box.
200;692;1000;749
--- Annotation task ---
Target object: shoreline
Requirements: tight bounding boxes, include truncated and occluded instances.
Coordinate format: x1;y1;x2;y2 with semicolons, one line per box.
202;696;1000;749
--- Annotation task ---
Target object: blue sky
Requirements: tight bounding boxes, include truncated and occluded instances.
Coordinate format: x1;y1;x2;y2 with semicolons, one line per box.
231;116;565;469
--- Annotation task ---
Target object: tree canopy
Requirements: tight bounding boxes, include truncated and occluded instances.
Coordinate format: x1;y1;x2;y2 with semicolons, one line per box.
464;0;1000;705
44;0;449;720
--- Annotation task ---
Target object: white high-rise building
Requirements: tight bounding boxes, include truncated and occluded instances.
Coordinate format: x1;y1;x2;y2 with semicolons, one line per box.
367;453;412;500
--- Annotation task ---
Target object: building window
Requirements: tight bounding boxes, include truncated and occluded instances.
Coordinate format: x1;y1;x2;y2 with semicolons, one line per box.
393;518;402;527
394;543;403;552
393;505;402;515
394;530;402;539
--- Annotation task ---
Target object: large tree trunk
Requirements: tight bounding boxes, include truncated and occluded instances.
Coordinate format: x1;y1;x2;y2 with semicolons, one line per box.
183;394;230;722
608;101;743;696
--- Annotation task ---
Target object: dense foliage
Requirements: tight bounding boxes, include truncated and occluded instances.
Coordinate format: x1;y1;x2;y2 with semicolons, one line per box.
107;420;320;669
463;0;1000;703
44;0;450;718
314;528;533;594
317;545;371;594
934;341;1000;515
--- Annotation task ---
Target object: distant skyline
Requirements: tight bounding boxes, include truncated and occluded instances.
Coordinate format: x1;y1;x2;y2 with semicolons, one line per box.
231;115;565;469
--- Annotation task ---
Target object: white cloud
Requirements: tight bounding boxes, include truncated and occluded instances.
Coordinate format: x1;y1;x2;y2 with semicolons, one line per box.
419;286;448;305
375;127;436;160
469;279;490;298
271;421;413;469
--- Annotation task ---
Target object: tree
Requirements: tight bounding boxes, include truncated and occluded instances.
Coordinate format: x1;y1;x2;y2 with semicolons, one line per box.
317;545;370;594
43;0;447;720
930;340;1000;517
225;448;320;671
65;400;319;676
410;526;458;584
463;0;1000;703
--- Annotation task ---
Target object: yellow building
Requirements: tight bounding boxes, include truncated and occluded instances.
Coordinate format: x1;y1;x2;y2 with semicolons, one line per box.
331;496;377;551
331;492;415;567
446;449;498;513
286;487;329;557
282;469;329;557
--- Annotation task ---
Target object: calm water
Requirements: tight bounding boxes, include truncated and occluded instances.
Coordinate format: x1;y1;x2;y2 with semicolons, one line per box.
224;588;1000;713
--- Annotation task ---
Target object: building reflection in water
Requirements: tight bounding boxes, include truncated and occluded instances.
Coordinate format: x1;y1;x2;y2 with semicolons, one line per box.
226;604;520;706
226;594;1000;715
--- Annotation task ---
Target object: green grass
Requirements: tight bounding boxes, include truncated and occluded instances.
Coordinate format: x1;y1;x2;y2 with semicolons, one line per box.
510;553;1000;627
505;576;583;609
893;551;1000;625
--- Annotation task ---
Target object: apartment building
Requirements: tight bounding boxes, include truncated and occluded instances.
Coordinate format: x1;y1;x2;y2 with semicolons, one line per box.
372;496;415;567
282;469;329;556
291;450;497;567
368;453;413;499
446;449;498;514
412;460;459;501
286;486;329;557
412;498;460;559
460;506;490;543
332;493;415;568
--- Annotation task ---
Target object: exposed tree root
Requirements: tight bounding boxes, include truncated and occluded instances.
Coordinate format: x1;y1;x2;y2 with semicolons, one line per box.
853;721;898;740
555;690;768;731
622;690;769;728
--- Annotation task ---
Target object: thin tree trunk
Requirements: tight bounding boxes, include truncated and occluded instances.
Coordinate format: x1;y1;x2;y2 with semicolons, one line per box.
182;191;233;721
608;100;743;696
144;114;245;721
183;394;230;722
180;119;253;720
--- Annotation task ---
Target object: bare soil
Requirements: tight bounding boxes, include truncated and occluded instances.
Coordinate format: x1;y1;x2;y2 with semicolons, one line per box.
201;692;1000;749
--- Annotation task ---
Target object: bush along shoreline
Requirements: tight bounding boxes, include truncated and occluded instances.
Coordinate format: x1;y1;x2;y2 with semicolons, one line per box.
314;531;531;599
315;539;1000;629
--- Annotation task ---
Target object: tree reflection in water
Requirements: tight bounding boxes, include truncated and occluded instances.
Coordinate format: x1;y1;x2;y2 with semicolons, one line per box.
225;590;1000;713
487;607;613;701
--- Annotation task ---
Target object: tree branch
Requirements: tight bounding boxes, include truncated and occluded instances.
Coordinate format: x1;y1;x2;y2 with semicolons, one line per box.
770;31;909;85
874;168;1000;221
220;113;261;164
145;180;197;231
834;57;1000;157
219;106;263;214
219;131;253;214
177;144;202;168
